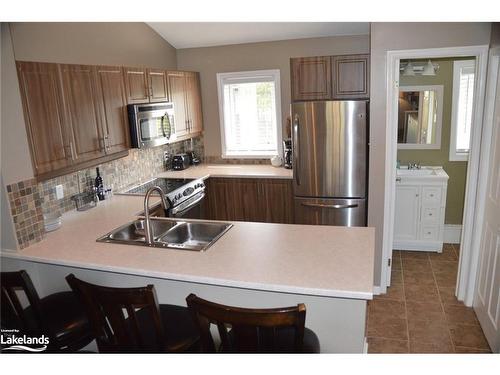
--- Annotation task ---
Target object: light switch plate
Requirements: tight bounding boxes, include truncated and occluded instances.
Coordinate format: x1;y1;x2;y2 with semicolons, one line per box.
55;184;64;200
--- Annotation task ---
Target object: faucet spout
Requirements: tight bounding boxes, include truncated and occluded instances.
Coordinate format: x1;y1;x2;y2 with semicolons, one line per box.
144;186;169;245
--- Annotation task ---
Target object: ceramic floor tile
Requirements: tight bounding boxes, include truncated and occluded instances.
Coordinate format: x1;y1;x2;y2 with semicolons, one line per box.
391;269;403;285
403;270;436;285
367;315;408;341
430;260;459;274
409;340;454;353
375;284;404;301
367;337;409;353
449;324;490;350
400;251;430;260
438;286;464;306
429;245;458;261
369;299;406;319
407;319;453;346
406;301;446;322
444;305;480;325
454;346;491;353
404;283;440;303
402;258;433;273
434;271;459;288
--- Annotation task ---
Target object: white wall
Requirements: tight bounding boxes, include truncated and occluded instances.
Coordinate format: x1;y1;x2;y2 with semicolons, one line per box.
369;22;491;286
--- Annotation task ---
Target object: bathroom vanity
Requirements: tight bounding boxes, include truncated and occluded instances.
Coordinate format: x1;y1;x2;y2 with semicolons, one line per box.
393;166;449;252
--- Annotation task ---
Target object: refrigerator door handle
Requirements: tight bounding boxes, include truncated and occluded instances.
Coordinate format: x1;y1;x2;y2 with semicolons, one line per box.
293;113;300;186
301;202;359;209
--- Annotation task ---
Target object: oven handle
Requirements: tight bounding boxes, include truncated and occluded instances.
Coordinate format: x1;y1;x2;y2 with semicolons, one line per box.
170;191;205;216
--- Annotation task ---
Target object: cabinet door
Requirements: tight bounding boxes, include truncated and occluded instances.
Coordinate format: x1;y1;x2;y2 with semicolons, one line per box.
123;67;149;104
291;56;332;101
394;185;420;241
16;61;71;176
95;65;130;154
185;72;203;134
259;179;294;223
59;64;105;163
147;68;168;102
167;71;189;138
331;54;370;99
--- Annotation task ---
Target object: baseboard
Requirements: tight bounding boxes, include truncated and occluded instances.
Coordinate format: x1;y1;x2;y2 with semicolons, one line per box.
363;337;368;354
373;285;381;295
444;224;462;244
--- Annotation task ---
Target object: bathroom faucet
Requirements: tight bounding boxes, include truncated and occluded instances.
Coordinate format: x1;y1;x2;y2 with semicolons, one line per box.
408;162;421;170
144;186;169;245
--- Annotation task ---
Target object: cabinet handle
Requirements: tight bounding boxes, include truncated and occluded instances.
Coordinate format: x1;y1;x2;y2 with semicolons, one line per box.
396;177;401;182
416;194;419;197
430;194;434;197
301;202;358;209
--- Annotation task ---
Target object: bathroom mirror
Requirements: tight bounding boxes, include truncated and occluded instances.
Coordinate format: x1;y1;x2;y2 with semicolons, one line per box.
397;85;443;149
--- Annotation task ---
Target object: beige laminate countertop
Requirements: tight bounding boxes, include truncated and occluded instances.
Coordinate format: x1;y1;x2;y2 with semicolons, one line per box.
156;164;293;180
1;194;374;300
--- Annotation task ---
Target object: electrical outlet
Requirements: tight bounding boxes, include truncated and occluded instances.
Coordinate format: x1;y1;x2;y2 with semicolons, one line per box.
55;184;64;200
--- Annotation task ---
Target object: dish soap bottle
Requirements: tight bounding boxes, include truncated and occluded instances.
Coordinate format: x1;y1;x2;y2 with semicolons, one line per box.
95;167;105;201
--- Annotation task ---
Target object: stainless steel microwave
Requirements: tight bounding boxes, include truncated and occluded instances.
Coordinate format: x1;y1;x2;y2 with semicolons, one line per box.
127;102;175;149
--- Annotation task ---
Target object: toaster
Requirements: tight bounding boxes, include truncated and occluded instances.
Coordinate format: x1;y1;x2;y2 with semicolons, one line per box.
172;153;190;170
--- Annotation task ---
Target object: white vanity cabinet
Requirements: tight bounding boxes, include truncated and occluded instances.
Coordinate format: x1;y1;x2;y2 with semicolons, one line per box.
393;167;449;252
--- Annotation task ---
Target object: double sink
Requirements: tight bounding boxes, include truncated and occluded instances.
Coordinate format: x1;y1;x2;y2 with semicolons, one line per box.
97;217;232;252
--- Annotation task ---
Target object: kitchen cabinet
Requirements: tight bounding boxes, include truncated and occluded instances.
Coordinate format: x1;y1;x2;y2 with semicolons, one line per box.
331;55;370;99
17;61;129;180
95;65;130;154
291;56;332;101
290;54;370;101
123;67;168;104
393;169;448;252
59;64;106;163
205;178;293;224
167;71;203;139
16;61;71;176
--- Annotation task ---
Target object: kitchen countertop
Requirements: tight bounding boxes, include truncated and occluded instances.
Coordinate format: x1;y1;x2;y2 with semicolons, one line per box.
157;164;293;180
1;192;374;301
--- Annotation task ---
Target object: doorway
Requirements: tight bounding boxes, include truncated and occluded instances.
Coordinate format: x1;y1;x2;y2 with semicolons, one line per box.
381;46;489;307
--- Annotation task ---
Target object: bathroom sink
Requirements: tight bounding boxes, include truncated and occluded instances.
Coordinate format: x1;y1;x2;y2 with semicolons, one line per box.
157;222;233;251
97;218;232;252
397;169;437;176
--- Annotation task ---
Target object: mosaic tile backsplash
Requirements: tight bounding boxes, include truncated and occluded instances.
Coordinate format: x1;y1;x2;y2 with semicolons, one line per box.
6;136;204;249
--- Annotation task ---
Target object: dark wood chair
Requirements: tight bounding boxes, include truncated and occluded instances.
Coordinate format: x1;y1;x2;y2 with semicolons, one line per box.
0;270;93;352
186;294;320;353
66;274;199;353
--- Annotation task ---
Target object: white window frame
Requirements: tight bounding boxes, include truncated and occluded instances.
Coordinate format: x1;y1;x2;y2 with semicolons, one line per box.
216;69;282;159
449;59;476;161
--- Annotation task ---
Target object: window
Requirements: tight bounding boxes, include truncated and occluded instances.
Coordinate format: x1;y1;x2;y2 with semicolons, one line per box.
450;59;476;161
217;70;282;158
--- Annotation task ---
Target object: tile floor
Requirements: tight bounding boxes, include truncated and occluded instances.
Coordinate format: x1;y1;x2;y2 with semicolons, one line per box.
367;244;492;353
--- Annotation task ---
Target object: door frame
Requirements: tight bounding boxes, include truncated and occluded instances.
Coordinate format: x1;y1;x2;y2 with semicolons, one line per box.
381;45;489;306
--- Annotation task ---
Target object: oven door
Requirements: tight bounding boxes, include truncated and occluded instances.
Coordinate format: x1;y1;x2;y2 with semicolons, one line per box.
169;192;206;219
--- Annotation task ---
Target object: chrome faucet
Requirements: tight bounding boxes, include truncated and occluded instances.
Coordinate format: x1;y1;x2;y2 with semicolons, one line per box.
408;162;421;170
144;186;169;245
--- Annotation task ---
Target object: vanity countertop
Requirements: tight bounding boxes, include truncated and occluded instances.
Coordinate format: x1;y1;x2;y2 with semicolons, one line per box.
396;166;449;181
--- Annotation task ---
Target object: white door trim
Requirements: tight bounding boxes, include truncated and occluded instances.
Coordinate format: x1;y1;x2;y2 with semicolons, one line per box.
382;45;489;305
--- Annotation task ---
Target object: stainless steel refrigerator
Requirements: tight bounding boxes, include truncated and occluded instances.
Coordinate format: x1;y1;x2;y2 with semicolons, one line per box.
291;100;368;227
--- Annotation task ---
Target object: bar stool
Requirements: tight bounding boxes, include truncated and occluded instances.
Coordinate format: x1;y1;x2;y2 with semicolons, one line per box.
66;274;199;353
186;293;320;353
1;270;93;352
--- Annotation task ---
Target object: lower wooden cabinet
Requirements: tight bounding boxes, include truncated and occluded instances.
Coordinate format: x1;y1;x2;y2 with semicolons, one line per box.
204;178;293;224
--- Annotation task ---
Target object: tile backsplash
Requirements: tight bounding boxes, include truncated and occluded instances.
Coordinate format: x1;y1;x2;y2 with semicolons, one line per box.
5;135;204;249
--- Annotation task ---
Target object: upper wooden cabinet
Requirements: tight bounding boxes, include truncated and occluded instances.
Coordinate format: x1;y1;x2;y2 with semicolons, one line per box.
290;54;370;101
123;67;168;104
291;56;332;101
95;65;130;154
167;71;203;139
331;55;370;99
16;62;71;176
59;64;106;164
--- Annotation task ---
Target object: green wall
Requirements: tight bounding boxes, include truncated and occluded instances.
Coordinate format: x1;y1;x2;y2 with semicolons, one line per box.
398;58;473;225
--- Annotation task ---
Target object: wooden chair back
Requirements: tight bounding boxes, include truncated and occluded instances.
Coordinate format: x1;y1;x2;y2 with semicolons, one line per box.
66;274;166;353
186;293;306;353
1;270;43;332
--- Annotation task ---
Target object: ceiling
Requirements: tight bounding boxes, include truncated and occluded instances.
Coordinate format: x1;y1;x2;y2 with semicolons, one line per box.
147;22;370;49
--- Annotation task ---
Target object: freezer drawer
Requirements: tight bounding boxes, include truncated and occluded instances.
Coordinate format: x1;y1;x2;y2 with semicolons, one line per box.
294;197;367;227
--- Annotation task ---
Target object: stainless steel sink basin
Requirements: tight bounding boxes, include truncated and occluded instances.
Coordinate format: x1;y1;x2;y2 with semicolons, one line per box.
97;218;232;252
99;218;178;243
157;222;233;251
